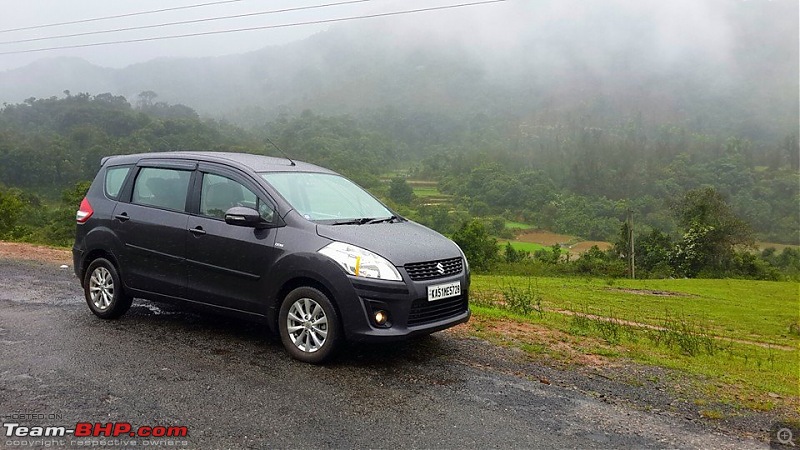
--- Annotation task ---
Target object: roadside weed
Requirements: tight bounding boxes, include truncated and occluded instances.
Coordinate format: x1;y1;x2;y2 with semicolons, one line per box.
500;278;544;318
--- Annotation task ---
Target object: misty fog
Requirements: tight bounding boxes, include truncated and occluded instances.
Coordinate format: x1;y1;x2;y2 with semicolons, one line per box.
0;0;795;138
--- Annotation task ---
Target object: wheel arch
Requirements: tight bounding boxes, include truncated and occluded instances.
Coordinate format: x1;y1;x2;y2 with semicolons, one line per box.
79;225;125;282
262;252;348;331
269;276;340;334
80;248;122;282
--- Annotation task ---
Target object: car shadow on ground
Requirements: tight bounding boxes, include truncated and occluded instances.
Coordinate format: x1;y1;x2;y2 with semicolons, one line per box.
124;299;456;368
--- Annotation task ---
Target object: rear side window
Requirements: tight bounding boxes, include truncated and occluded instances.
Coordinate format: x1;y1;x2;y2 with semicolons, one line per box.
132;167;191;211
104;166;130;199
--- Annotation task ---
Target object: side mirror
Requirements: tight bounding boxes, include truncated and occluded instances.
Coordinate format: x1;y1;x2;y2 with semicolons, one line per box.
225;206;269;229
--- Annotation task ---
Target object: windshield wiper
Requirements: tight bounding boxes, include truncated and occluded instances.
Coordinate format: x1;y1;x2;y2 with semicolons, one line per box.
367;215;400;224
330;215;400;226
331;217;376;226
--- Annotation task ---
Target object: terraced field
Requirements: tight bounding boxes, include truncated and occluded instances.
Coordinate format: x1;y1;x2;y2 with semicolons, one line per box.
409;180;453;206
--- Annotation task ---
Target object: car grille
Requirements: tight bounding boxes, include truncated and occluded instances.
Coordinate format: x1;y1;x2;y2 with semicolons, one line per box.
407;295;468;327
404;257;463;281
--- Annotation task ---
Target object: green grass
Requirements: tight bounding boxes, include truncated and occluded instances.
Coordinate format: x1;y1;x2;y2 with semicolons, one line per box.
467;276;800;401
472;276;800;347
504;221;534;230
412;186;445;198
468;305;799;401
500;240;549;253
500;241;568;255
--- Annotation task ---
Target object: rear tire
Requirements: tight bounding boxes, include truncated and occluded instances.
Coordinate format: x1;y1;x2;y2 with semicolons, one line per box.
83;258;132;320
278;287;341;364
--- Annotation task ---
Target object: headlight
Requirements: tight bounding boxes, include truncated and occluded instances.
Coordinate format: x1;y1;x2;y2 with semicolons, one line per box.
318;242;402;281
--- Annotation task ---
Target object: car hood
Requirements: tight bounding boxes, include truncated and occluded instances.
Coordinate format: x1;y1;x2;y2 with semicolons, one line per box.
316;220;461;266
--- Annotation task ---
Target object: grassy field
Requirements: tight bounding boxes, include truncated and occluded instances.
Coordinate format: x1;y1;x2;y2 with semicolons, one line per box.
500;240;550;253
412;186;444;198
409;184;454;207
500;240;572;256
504;220;534;230
473;276;798;346
467;275;800;410
757;242;800;252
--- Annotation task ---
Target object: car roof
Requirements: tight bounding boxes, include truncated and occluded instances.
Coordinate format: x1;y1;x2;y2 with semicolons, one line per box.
102;151;334;174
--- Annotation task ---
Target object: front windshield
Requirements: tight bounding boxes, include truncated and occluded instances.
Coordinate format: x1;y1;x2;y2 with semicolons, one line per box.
261;172;392;223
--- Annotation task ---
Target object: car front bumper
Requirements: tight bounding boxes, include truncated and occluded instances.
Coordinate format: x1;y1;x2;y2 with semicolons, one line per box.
332;270;471;343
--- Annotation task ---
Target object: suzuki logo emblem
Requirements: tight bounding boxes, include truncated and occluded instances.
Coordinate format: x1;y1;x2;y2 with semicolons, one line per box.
436;262;445;275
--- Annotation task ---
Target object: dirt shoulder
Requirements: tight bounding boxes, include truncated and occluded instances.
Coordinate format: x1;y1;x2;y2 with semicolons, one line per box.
0;241;72;265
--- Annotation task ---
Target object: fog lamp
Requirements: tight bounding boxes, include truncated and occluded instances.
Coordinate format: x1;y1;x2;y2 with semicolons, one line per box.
374;310;389;326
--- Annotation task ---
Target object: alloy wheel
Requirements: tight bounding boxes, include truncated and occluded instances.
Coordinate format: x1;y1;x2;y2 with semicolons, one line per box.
286;297;328;353
89;266;114;310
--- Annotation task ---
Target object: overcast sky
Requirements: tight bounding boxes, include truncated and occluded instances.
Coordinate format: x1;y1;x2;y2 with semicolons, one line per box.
0;0;794;74
0;0;517;71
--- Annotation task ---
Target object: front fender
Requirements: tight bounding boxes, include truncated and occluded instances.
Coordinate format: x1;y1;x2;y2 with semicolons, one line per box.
263;252;360;333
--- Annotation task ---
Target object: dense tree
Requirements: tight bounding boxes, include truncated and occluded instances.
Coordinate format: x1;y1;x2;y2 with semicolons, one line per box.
504;242;523;263
262;110;396;188
388;177;414;205
0;94;257;190
0;93;796;262
451;220;498;272
671;187;753;277
573;245;627;277
634;229;674;277
0;186;25;238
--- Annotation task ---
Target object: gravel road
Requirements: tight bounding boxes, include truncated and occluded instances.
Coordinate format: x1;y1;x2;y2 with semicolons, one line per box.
0;258;770;449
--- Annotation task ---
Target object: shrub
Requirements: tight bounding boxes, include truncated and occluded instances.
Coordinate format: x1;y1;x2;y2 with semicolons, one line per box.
504;242;523;263
452;220;498;272
500;279;543;317
0;186;27;238
387;176;414;205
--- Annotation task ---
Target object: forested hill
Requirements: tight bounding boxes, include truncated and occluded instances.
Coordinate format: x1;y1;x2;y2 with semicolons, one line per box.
0;1;797;250
0;1;796;144
0;94;797;247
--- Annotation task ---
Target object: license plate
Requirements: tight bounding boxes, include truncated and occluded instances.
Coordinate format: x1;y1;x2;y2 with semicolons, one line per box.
427;281;461;302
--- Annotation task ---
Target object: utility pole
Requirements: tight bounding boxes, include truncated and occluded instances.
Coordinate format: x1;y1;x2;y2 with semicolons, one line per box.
628;210;635;279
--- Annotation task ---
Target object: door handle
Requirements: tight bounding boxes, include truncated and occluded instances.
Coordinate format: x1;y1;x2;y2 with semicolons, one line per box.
114;213;130;222
189;226;206;236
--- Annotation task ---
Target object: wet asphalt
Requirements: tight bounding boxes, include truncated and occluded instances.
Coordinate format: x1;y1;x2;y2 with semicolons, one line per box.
0;258;766;449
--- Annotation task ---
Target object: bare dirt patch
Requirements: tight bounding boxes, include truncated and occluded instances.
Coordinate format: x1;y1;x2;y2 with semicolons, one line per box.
406;180;439;187
515;230;575;245
447;315;616;368
0;241;71;265
570;240;613;254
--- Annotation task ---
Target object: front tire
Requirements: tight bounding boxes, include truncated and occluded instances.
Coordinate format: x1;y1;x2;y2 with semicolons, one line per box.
278;287;341;364
83;258;132;320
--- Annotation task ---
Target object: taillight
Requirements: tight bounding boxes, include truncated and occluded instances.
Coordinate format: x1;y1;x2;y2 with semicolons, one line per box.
76;197;94;223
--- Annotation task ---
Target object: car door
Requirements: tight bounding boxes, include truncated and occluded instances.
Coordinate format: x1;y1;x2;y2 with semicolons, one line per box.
184;165;282;314
111;160;196;298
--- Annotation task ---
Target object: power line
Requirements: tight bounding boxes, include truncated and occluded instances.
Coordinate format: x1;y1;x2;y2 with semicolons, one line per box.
0;0;375;46
0;0;506;56
0;0;253;35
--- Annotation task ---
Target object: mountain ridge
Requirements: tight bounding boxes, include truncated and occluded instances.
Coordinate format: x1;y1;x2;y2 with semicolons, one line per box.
0;1;796;142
